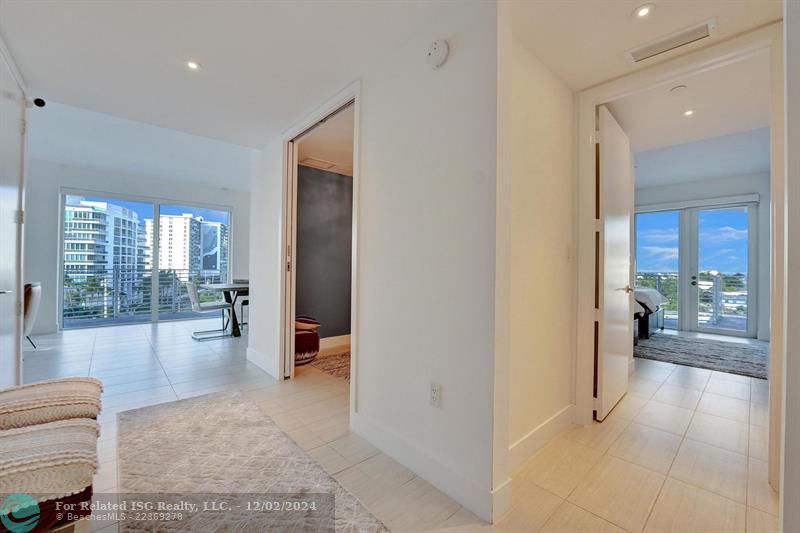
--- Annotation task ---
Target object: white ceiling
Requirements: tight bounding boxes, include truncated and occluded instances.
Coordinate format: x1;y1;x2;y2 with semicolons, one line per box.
0;0;455;148
634;127;770;189
298;105;354;176
28;102;260;191
608;50;771;152
511;0;782;90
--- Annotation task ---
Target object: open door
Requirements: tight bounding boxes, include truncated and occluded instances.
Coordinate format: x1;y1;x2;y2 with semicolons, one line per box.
595;105;633;421
282;140;298;379
0;47;26;387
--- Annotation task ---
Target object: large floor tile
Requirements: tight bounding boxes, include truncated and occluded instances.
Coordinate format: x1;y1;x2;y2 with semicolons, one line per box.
496;483;562;532
669;439;748;503
562;417;629;453
538;501;626;533
634;400;694;436
747;507;780;533
664;370;710;392
652;384;702;410
697;392;750;423
516;436;603;498
568;456;664;533
749;424;769;461
644;478;745;533
705;377;751;401
607;393;649;421
685;412;749;455
608;423;682;475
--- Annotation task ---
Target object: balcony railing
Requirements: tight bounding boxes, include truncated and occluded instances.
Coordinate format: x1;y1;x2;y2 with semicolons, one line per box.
62;267;227;329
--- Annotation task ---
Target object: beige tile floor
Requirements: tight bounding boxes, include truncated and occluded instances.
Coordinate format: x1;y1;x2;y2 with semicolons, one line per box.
25;322;778;533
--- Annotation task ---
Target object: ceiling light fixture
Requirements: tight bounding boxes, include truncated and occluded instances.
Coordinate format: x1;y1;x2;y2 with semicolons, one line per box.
634;3;655;18
683;109;695;117
185;60;201;70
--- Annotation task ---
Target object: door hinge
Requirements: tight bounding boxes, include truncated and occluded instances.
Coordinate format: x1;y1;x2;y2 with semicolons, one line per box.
21;118;26;136
16;300;23;317
287;260;291;272
593;130;602;144
593;397;601;410
286;244;292;272
14;209;23;225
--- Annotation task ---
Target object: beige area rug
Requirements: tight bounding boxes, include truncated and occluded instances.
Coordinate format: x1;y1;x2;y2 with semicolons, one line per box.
117;392;387;532
310;351;351;382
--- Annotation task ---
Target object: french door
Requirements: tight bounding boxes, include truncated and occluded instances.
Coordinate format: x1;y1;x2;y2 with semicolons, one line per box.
685;205;757;337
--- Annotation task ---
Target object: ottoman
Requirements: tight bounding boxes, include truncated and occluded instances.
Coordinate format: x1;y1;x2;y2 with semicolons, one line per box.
0;377;103;430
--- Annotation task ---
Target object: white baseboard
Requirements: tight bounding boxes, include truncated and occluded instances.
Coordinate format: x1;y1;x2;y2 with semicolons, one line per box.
246;346;280;380
508;404;574;471
491;477;513;523
320;334;351;352
351;412;492;522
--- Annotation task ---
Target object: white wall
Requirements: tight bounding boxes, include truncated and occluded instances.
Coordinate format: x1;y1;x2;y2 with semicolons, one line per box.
505;39;576;469
24;159;252;334
636;173;771;340
247;1;498;520
782;0;799;529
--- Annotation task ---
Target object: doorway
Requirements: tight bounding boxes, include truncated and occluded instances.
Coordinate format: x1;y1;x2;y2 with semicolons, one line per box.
576;25;784;499
281;97;357;385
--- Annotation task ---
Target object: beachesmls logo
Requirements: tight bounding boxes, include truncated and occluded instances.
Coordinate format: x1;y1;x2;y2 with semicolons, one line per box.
0;493;40;533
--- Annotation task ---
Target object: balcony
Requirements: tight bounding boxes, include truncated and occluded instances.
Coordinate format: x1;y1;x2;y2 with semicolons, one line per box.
62;267;227;329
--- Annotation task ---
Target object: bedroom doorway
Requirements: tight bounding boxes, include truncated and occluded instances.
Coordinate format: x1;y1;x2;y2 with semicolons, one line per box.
280;93;357;389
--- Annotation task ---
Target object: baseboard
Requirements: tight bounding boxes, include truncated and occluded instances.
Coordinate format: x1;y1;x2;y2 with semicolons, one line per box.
351;412;492;522
320;334;351;352
508;404;574;471
491;477;513;523
246;346;280;380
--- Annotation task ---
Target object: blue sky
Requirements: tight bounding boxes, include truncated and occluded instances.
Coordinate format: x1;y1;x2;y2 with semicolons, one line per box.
67;195;229;225
636;208;748;274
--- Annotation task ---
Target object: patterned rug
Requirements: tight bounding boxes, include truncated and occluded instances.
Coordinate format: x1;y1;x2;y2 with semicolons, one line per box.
117;392;386;532
634;334;769;379
310;352;351;382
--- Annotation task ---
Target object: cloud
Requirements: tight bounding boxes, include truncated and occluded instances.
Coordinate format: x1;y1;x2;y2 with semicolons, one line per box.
638;228;679;244
642;246;679;261
701;226;748;243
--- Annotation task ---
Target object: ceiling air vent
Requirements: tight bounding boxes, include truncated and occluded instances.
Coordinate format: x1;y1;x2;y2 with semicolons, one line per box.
628;19;717;63
299;157;336;170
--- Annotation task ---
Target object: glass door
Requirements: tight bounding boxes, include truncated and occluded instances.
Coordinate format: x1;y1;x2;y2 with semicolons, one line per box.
689;205;756;336
634;210;680;329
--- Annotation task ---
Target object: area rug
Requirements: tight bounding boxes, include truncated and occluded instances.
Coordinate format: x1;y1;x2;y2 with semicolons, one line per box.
117;392;386;532
634;334;768;379
310;352;351;382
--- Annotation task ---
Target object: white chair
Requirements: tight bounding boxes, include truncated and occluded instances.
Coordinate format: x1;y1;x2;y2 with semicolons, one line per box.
23;283;42;349
185;282;233;341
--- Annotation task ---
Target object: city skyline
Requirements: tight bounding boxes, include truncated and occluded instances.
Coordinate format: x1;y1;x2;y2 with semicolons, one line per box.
69;195;230;226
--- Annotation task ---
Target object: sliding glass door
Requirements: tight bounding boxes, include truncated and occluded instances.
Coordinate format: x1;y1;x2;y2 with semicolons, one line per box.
690;206;755;336
61;193;231;328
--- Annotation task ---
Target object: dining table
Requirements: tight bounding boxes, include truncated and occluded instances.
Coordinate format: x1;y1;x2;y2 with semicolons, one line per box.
200;281;249;337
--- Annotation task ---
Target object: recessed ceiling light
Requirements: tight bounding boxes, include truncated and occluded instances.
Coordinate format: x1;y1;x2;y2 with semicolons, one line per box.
185;61;201;70
683;109;695;117
634;3;655;18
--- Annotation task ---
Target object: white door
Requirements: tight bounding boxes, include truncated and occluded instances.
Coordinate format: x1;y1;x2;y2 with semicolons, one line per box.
282;141;298;379
0;49;26;387
596;105;633;421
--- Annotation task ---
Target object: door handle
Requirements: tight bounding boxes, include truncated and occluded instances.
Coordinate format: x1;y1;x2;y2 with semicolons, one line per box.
691;281;697;286
620;285;634;294
0;290;12;294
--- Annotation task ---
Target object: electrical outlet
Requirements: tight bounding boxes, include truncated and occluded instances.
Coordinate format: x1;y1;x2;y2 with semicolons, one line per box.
430;382;442;408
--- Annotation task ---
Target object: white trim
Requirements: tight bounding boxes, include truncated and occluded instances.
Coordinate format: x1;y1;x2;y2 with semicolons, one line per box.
0;31;28;94
247;346;280;380
576;23;785;430
508;404;574;471
278;81;361;418
636;194;759;213
491;477;513;523
351;411;492;521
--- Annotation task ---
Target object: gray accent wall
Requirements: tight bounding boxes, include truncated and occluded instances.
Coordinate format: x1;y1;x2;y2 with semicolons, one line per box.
296;165;352;338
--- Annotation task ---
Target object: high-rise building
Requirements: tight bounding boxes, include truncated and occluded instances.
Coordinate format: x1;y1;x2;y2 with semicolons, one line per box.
145;214;229;277
63;198;150;315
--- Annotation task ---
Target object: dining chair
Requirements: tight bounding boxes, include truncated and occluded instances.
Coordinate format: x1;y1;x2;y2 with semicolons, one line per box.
185;282;233;341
